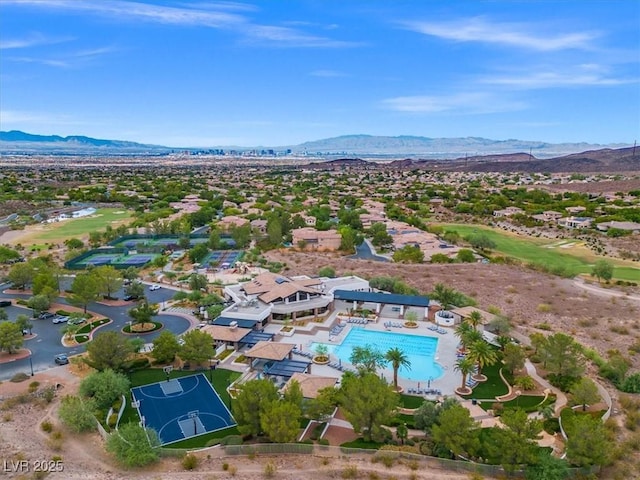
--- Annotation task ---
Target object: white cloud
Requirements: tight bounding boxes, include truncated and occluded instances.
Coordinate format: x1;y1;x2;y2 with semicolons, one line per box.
402;17;598;51
6;45;117;68
480;64;637;88
5;0;358;48
309;69;348;78
0;32;74;50
382;92;527;114
0;109;84;127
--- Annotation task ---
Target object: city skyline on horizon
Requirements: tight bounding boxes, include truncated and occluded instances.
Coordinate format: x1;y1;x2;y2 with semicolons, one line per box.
1;1;639;148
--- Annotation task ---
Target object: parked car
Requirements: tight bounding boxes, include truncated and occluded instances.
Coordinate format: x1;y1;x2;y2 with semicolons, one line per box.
0;300;11;307
38;312;55;320
67;317;86;326
149;284;161;291
54;354;69;365
52;315;69;324
123;295;139;301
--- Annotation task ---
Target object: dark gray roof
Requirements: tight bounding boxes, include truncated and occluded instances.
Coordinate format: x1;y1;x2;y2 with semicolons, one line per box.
240;331;274;347
212;317;258;329
333;289;429;307
264;359;311;378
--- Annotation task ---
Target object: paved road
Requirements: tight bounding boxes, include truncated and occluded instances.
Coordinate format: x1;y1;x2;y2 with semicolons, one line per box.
349;239;389;262
0;282;193;381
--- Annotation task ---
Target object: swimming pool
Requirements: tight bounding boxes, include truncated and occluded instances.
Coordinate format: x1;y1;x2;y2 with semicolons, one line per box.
310;328;443;381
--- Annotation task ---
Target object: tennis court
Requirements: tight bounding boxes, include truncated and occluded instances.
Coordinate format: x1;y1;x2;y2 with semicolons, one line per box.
130;373;236;445
203;250;242;269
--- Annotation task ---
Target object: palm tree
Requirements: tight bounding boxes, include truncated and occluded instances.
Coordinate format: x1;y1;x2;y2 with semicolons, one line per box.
466;340;498;380
455;357;476;393
466;310;483;330
431;283;457;312
385;347;411;391
455;323;482;350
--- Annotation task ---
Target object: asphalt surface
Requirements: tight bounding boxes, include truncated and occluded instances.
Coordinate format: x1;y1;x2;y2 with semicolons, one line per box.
0;281;192;381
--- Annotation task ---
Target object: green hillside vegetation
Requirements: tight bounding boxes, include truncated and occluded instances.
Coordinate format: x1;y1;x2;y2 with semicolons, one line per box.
438;223;640;282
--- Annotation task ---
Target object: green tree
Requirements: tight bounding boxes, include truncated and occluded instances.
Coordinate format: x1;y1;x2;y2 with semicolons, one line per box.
430;253;453;264
260;400;302;443
370;222;393;248
85;331;135;372
385;347;411;391
318;266;336;278
93;265;123;299
232;379;280;436
466;310;483;329
189;273;208;292
0;321;24;353
0;310;6;322
570;378;600;411
414;401;439;431
565;414;610;467
106;423;160;467
542;333;584;379
124;281;145;300
591;259;614;282
339;372;399;442
432;403;480;458
122;267;140;281
32;271;58;297
350;344;386;374
68;272;100;313
467;233;496;250
455;357;476;393
396;422;408;445
8;262;35;290
503;343;526;375
282;379;304;412
489;408;543;473
128;301;158;328
58;395;98;433
230;224;252;248
525;452;569;480
79;368;130;410
456;249;476;263
430;283;457;311
151;331;181;364
179;329;215;365
305;386;338;421
392;245;424;263
188;243;209;264
27;294;51;318
15;314;33;335
466;340;498;379
64;238;84;250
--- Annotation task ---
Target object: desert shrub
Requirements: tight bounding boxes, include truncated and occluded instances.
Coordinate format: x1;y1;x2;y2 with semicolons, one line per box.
2;412;13;422
536;303;552;313
263;460;277;477
220;434;243;445
342;465;358;479
28;381;40;392
514;375;536;391
318;438;330;446
41;386;56;403
535;322;552;331
41;420;54;433
107;413;118;429
10;373;30;383
182;453;199;470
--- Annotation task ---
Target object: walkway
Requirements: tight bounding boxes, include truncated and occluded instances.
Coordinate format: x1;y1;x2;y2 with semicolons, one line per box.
524;359;567;416
572;276;640;303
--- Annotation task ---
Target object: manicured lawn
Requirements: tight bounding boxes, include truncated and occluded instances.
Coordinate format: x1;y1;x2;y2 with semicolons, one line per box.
479;394;552;412
461;363;509;400
399;393;427;409
166;426;240;448
341;438;384;450
438;223;640;281
24;208;133;243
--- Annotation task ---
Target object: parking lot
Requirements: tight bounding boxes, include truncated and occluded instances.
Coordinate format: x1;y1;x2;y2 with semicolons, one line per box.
0;281;193;381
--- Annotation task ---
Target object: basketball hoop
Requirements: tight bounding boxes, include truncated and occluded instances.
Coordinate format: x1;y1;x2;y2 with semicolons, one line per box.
163;365;173;381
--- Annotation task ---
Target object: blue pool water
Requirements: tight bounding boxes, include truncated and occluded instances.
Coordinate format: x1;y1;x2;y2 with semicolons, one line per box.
310;328;443;381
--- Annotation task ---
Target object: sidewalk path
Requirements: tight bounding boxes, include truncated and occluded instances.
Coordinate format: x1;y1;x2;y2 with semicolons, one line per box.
524;359;567;416
573;277;640;303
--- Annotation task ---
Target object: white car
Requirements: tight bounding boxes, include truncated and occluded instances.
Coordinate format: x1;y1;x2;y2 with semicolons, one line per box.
149;284;161;291
52;315;69;324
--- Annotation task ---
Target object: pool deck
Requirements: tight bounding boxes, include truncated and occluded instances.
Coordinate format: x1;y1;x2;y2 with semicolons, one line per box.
263;306;461;398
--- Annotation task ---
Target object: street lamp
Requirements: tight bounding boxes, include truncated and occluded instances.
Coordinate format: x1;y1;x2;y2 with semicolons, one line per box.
29;356;34;376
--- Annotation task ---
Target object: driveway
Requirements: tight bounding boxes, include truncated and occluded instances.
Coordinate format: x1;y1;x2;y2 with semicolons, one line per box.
0;282;194;381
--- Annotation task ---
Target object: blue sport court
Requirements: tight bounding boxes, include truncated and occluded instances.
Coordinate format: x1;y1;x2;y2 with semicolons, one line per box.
130;373;236;445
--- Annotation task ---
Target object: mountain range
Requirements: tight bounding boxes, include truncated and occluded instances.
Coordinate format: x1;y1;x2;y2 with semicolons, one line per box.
0;130;632;158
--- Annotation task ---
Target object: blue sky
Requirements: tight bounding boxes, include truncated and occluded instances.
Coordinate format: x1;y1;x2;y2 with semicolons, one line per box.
1;0;638;147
